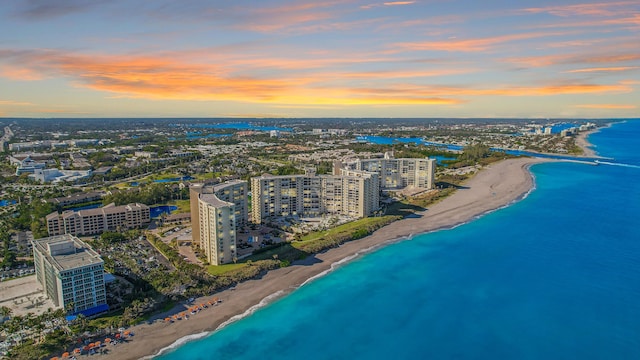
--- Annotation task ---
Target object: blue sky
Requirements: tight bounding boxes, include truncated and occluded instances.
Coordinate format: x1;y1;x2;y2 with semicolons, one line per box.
1;0;639;118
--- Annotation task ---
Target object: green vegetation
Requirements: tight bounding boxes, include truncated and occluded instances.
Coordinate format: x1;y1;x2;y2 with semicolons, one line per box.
168;199;191;213
102;183;187;206
206;263;247;275
272;164;303;175
294;216;401;253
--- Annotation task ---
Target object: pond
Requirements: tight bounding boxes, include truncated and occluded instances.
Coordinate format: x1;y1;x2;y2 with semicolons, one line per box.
0;200;16;207
68;203;103;212
153;176;194;183
150;205;178;218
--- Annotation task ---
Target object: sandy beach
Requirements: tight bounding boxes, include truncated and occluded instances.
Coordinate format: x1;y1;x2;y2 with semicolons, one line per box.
575;128;601;158
97;157;548;360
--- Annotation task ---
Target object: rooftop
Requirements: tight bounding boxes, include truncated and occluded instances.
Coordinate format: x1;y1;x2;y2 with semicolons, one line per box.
200;193;234;208
33;234;103;272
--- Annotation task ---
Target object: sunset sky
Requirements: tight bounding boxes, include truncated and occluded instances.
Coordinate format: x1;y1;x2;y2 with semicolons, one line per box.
1;0;639;118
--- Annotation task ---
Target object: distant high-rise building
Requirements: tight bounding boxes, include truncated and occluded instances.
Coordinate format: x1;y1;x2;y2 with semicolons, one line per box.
190;180;248;265
33;234;107;315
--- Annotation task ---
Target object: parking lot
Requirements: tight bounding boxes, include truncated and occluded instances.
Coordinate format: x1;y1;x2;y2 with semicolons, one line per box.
0;275;55;317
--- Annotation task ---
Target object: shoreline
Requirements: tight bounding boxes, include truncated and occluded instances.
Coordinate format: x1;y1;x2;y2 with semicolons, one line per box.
574;128;601;158
99;157;550;360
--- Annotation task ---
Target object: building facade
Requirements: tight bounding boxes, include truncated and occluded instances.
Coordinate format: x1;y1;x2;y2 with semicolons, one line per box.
343;151;436;190
46;203;150;236
251;170;379;224
33;234;107;315
190;181;248;265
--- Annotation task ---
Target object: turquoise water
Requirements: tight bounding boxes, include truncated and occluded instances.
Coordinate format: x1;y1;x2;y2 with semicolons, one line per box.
157;120;640;360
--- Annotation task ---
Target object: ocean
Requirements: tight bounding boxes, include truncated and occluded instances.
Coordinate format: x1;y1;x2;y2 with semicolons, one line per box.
156;120;640;360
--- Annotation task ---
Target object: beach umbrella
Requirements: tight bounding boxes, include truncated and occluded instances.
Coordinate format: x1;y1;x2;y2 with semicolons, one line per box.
62;352;70;358
115;333;121;339
165;317;171;322
73;348;81;354
50;357;59;360
105;338;111;343
95;341;101;346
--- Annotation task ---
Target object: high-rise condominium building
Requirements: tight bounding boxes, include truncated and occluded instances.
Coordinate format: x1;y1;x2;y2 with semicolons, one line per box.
190;180;248;265
342;151;436;190
251;169;379;224
33;234;107;315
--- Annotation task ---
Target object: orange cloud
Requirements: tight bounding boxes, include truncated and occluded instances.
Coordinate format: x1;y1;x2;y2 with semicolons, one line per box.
504;52;640;68
579;53;640;64
0;100;33;106
566;66;640;73
1;65;44;80
521;1;637;17
384;1;416;5
232;1;350;33
498;83;632;96
0;49;465;107
575;104;636;109
395;32;566;52
361;1;416;9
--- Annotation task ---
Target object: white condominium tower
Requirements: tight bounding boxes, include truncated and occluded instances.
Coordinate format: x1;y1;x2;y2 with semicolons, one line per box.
190;180;248;265
343;151;436;190
33;234;107;315
251;169;379;224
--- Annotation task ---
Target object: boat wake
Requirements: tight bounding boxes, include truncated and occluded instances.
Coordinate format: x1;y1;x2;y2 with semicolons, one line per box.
595;160;640;169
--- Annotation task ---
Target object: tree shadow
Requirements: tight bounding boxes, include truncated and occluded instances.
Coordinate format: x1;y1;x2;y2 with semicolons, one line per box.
436;181;469;190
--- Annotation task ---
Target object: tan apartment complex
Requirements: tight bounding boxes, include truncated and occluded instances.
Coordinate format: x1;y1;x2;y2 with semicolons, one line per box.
46;203;150;236
190;180;248;265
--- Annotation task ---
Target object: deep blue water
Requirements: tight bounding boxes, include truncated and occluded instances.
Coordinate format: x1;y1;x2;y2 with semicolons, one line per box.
158;120;640;360
150;205;178;218
359;134;603;163
154;176;194;183
69;203;102;211
0;199;16;207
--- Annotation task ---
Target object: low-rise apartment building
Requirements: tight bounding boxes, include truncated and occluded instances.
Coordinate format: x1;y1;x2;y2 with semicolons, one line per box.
46;203;150;236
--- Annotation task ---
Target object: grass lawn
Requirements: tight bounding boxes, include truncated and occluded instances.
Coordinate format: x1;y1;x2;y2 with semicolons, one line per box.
298;216;398;243
153;173;183;180
206;263;247;275
168;199;191;213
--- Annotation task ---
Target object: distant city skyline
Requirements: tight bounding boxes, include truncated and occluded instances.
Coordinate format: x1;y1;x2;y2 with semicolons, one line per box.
0;0;638;118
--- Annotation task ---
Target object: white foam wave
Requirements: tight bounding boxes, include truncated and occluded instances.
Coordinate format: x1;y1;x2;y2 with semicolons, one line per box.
215;290;285;331
595;160;640;169
144;331;211;359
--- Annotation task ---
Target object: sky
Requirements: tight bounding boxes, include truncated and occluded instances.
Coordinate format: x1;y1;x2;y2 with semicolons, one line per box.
0;0;639;118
